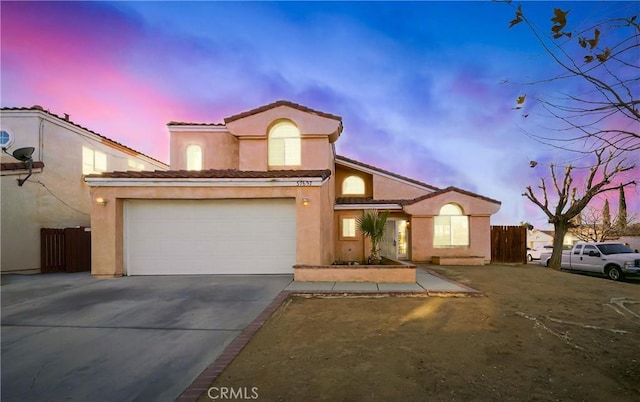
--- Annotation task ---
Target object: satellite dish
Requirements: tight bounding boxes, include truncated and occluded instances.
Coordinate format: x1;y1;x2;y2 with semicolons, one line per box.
12;147;35;162
7;147;36;186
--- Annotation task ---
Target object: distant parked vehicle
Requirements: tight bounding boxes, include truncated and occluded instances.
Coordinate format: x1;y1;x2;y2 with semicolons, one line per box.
540;242;640;281
527;245;556;261
527;247;544;261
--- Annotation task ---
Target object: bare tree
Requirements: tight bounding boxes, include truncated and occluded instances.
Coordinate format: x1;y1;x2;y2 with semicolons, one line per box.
570;205;634;242
523;149;635;269
506;3;640;153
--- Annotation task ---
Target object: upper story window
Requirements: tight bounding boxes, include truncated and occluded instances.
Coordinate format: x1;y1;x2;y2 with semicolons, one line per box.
434;203;469;247
128;159;145;171
268;121;300;167
186;145;202;171
342;175;365;195
0;130;14;149
82;146;107;175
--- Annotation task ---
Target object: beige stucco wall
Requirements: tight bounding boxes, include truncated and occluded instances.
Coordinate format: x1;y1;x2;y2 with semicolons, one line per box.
334;210;365;262
405;191;500;263
169;129;238;170
235;138;335;172
373;174;430;200
321;174;336;264
89;183;334;277
1;110;167;273
228;105;340;172
411;215;492;263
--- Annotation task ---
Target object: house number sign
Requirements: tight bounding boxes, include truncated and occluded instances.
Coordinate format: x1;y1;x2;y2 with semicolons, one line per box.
296;180;313;186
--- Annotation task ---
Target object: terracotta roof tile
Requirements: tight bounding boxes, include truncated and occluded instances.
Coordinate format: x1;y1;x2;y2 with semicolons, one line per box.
224;100;343;123
336;197;410;205
167;121;226;127
1;106;167;167
407;186;501;205
87;169;332;180
1;161;45;171
336;155;440;192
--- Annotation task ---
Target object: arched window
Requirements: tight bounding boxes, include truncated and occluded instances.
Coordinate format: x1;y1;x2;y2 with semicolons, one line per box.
186;145;202;171
434;203;469;247
268;121;300;167
342;175;365;195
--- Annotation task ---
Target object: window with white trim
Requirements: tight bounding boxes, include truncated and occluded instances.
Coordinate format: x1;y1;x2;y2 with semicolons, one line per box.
342;175;365;195
186;144;202;171
82;146;107;175
268;121;300;167
434;203;469;247
341;217;357;238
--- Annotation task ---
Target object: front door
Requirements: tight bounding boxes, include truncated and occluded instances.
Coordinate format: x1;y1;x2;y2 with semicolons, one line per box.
380;220;397;259
397;220;408;259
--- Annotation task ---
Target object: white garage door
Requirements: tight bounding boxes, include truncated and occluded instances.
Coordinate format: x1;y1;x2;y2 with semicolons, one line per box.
124;199;296;275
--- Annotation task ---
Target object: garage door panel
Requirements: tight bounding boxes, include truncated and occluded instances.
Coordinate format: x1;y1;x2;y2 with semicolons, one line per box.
125;199;296;275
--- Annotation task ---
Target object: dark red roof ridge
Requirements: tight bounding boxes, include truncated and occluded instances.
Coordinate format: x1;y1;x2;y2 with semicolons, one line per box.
336;155;440;192
1;161;45;171
86;168;332;180
167;121;226;127
1;106;167;167
224;100;343;123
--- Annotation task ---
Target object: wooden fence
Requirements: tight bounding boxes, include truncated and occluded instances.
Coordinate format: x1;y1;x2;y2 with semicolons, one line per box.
491;225;527;264
41;227;91;273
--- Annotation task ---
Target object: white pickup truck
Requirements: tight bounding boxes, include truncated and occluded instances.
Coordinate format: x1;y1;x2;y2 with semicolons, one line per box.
540;242;640;281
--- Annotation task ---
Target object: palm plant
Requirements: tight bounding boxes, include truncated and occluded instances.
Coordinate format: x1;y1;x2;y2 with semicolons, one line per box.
356;209;390;264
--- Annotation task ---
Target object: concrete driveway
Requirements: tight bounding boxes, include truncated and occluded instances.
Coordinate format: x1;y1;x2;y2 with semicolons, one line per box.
1;272;292;401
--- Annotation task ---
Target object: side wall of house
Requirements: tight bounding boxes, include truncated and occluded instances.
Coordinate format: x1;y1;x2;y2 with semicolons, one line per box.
405;192;500;263
169;128;239;170
0;110;166;273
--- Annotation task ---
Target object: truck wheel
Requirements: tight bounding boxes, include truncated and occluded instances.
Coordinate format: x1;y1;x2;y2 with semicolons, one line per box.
606;266;624;281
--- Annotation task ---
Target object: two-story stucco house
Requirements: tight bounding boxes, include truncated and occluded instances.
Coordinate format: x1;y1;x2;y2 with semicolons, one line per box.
0;106;169;273
85;100;500;277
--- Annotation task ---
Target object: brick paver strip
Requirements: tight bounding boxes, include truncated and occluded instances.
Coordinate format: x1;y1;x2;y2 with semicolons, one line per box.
176;279;481;401
176;290;293;401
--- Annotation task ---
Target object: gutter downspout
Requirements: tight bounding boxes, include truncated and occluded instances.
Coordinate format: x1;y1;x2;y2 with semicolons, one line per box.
39;114;45;162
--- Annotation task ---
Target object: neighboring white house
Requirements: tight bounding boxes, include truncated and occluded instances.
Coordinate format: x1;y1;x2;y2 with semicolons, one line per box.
615;236;640;252
527;229;554;251
527;229;581;251
1;106;168;273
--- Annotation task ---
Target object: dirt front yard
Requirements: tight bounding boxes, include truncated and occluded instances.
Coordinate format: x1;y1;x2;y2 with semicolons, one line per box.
203;265;640;401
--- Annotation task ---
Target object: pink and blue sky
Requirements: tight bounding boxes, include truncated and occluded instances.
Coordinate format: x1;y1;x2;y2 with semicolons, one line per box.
2;1;638;227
